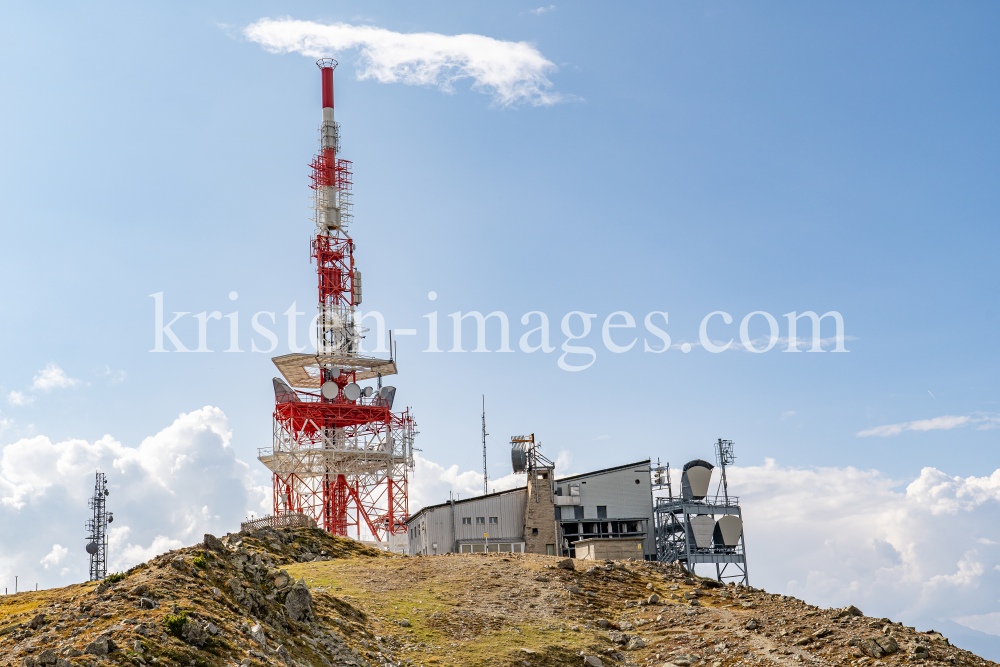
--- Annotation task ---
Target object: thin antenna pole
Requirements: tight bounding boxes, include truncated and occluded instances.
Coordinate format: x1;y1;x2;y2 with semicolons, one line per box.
481;395;488;495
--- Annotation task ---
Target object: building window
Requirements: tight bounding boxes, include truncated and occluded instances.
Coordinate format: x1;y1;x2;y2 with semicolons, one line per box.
545;544;555;556
489;517;498;525
597;506;607;519
532;528;538;535
462;517;472;525
476;517;485;525
554;507;561;521
574;506;584;520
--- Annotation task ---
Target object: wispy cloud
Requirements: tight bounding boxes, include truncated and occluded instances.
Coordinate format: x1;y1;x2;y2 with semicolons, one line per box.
857;413;1000;437
780;411;796;421
7;391;33;407
243;18;566;106
101;366;127;385
31;363;79;391
529;5;556;14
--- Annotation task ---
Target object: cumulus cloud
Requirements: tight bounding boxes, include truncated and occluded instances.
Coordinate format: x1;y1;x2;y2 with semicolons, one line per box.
7;391;33;407
40;544;67;570
0;407;269;590
243;18;564;106
31;363;79;391
708;460;1000;650
857;413;1000;437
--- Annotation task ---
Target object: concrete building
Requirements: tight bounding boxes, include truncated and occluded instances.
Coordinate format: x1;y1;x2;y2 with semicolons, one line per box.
406;460;655;559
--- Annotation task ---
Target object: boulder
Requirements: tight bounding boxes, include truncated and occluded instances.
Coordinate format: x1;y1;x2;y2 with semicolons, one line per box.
272;569;291;589
859;635;898;658
285;578;313;622
204;533;226;552
84;636;116;656
139;597;158;610
596;619;611;629
625;637;646;650
835;605;864;618
674;654;700;666
35;649;58;665
608;631;629;645
249;623;266;645
276;644;293;665
181;620;208;647
28;614;46;629
648;594;660;604
745;618;759;630
556;558;575;570
583;657;605;667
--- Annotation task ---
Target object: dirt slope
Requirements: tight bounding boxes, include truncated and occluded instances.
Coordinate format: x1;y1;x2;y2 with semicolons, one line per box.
0;526;993;667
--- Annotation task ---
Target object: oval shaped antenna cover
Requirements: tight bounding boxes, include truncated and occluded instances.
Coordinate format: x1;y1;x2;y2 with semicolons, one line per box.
86;542;98;555
716;515;743;546
344;383;362;401
321;381;338;400
689;515;716;548
685;465;713;499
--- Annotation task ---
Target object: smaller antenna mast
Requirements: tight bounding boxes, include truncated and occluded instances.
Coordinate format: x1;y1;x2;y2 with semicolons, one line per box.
482;395;488;495
715;439;735;503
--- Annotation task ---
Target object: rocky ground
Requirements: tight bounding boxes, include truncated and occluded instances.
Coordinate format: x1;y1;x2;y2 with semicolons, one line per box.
0;526;994;667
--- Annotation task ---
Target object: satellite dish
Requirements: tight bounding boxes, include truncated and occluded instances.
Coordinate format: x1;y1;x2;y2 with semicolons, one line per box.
107;514;114;523
511;449;527;474
363;386;374;398
86;542;98;555
377;386;396;409
344;383;362;401
321;381;338;400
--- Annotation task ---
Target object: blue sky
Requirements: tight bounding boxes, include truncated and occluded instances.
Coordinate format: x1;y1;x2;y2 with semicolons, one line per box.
2;0;1000;653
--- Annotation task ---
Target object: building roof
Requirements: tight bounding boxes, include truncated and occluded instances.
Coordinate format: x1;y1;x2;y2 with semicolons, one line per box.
405;459;652;525
405;486;527;524
557;460;651;483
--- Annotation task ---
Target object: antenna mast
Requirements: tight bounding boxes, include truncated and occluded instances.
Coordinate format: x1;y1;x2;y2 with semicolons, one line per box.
85;472;112;581
482;395;488;495
715;438;735;503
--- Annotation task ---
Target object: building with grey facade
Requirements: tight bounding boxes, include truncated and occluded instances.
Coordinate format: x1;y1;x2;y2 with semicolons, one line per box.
406;459;656;559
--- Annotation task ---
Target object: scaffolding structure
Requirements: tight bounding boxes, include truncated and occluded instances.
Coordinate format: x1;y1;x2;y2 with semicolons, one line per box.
653;441;749;585
258;59;415;547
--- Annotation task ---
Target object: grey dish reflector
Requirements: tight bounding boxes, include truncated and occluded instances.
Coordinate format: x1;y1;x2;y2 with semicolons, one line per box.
344;383;362;401
376;386;396;409
714;515;743;546
321;381;338;400
511;449;528;473
86;542;98;555
273;378;300;403
681;459;714;500
689;515;716;548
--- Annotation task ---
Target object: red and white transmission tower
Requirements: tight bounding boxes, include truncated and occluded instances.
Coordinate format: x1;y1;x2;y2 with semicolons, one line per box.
259;59;416;546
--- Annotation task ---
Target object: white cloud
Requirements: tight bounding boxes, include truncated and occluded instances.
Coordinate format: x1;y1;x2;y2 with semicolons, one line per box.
956;612;1000;638
409;449;572;510
0;407;269;589
713;460;1000;641
243;18;565;106
529;5;556;14
857;413;1000;437
40;544;67;570
31;363;80;391
780;411;796;421
7;391;33;407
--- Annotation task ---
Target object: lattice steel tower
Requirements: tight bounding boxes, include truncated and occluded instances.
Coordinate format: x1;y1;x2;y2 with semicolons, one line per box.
85;472;112;581
258;59;416;547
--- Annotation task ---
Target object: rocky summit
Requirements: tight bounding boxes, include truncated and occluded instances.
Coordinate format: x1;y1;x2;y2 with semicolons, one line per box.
0;526;994;667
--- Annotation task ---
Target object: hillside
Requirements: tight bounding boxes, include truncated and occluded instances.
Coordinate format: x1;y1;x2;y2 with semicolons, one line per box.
0;526;993;667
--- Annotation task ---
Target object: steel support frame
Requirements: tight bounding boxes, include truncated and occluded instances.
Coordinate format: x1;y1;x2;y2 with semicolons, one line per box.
654;497;749;586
